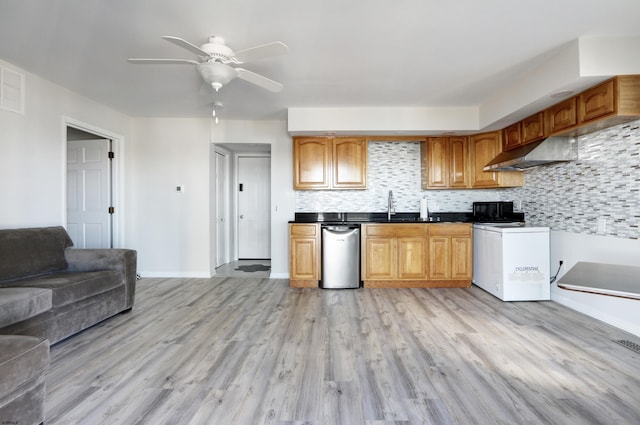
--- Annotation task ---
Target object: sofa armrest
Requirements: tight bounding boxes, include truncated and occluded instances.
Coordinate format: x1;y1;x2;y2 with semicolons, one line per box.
64;249;137;309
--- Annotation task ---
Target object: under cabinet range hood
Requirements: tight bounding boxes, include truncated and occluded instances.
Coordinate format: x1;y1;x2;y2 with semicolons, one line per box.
484;136;578;171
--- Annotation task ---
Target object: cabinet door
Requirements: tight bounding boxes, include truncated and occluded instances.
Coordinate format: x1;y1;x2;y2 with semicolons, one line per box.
333;137;367;189
293;137;331;189
547;97;577;134
469;132;501;188
522;112;545;144
449;137;469;188
290;224;320;286
425;137;449;188
503;122;522;151
579;79;615;123
290;238;318;280
363;238;395;280
450;237;472;279
428;237;450;279
397;237;426;279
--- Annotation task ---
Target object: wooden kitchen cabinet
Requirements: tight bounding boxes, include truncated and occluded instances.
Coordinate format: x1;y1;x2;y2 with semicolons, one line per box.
332;137;368;188
546;97;578;134
428;224;472;280
521;112;546;144
293;136;367;190
503;122;522;151
422;136;469;189
469;131;523;188
503;112;546;151
362;224;427;285
362;223;471;288
579;79;615;123
289;223;320;287
553;75;640;136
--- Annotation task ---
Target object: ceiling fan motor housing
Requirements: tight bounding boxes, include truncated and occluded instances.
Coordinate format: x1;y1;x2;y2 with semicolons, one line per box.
200;36;234;62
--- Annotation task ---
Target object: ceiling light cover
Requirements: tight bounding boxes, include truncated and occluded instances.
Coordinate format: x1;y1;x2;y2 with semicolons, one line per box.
197;63;237;91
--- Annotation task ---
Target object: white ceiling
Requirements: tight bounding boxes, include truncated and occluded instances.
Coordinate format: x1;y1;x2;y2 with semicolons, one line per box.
1;0;640;125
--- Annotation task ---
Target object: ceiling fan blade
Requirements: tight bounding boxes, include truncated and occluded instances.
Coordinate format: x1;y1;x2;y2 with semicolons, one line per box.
233;41;288;64
162;36;211;58
128;58;199;65
235;68;284;92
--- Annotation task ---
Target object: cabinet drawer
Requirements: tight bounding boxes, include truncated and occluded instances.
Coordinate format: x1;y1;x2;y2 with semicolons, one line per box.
429;223;471;237
290;223;318;237
364;224;427;237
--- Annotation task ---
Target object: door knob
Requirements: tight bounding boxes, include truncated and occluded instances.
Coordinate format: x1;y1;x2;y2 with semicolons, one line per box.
240;215;245;219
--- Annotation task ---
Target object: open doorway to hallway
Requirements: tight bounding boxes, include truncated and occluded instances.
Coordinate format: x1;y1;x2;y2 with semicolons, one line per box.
65;124;121;249
212;143;271;275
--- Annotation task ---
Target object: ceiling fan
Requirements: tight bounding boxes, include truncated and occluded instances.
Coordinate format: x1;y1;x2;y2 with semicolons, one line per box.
128;36;288;92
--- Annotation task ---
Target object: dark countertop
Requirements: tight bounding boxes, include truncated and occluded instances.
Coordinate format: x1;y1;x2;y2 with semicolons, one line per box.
291;211;474;224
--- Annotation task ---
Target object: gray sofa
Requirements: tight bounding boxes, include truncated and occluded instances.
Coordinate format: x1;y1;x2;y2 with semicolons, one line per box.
0;226;137;425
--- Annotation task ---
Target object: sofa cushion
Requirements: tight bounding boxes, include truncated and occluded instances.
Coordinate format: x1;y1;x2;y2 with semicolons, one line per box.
0;335;49;399
0;226;73;282
0;287;52;328
8;270;121;308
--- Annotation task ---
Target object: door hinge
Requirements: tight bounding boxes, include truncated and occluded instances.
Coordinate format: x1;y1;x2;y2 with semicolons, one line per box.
108;207;115;214
108;151;114;159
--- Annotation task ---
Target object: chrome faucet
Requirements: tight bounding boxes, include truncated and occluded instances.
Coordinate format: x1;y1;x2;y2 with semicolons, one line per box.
387;190;395;221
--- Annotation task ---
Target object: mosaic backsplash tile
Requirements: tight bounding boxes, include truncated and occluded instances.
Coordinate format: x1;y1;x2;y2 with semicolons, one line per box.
505;119;640;240
296;120;640;240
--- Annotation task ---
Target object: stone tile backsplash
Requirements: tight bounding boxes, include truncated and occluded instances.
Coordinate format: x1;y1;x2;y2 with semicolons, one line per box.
295;119;640;240
505;119;640;239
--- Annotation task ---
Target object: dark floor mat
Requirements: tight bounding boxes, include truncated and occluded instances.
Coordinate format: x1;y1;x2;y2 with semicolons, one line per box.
235;264;271;272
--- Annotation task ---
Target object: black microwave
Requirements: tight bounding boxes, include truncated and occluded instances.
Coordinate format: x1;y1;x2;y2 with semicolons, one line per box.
472;201;518;222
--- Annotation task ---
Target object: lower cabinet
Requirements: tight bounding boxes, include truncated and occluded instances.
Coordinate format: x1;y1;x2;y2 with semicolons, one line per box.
427;224;472;280
362;223;472;288
289;223;320;288
362;224;427;282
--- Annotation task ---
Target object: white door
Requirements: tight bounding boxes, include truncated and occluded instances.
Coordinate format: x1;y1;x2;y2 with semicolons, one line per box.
215;151;229;267
238;156;270;259
67;139;112;248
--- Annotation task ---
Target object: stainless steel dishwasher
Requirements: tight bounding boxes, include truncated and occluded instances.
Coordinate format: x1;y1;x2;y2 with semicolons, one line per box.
321;224;361;289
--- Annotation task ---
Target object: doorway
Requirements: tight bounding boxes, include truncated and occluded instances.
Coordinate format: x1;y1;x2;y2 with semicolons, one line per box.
65;121;121;248
238;155;271;259
213;143;271;269
214;150;229;267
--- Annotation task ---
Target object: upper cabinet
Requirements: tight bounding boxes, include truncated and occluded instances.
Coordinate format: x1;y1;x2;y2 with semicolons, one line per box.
469;131;523;188
521;112;546;144
546;97;578;134
503;112;546;151
422;136;469;189
332;137;368;189
293;136;367;190
548;75;640;136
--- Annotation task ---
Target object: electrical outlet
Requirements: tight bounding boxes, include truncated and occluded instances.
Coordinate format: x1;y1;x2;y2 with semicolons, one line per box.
597;217;607;233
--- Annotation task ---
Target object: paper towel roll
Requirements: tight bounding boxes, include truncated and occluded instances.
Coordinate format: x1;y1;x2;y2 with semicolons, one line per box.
420;197;429;220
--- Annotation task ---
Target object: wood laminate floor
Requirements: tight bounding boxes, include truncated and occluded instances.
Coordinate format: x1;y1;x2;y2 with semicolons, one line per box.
45;278;640;424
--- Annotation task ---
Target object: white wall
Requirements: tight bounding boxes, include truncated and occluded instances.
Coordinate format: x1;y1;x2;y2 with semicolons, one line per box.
129;118;211;277
0;59;133;238
550;231;640;337
210;120;294;278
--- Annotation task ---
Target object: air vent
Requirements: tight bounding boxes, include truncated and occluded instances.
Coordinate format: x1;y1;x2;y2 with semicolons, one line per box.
1;65;25;114
615;339;640;354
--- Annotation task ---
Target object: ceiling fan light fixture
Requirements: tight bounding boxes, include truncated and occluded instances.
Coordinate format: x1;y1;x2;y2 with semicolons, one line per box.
197;62;237;91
